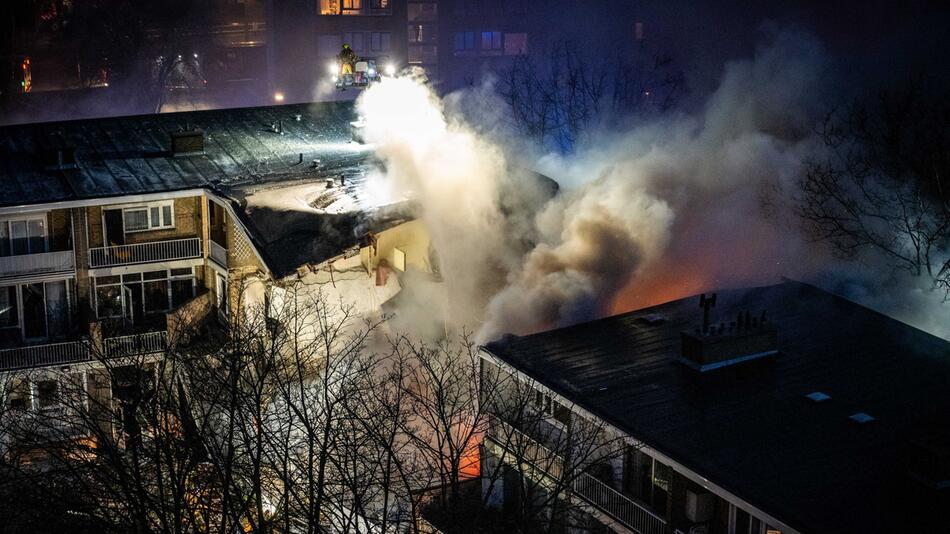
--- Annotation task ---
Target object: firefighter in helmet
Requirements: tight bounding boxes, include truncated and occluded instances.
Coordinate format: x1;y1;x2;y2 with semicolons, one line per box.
338;43;357;75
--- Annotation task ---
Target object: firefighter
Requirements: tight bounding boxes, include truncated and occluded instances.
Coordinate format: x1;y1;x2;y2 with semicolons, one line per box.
338;43;357;75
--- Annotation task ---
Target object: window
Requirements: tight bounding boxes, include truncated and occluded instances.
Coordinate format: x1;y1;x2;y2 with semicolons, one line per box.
0;286;18;328
481;31;502;51
370;0;389;9
122;201;174;233
504;33;528;55
370;32;391;51
0;216;47;256
318;34;343;57
408;3;436;21
343;32;365;53
95;277;123;319
319;0;341;14
454;32;476;51
36;380;59;410
342;0;361;13
94;268;195;319
535;390;553;416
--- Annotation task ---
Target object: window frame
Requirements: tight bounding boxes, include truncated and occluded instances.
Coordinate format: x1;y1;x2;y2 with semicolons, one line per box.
0;214;49;256
121;201;175;234
93;267;196;319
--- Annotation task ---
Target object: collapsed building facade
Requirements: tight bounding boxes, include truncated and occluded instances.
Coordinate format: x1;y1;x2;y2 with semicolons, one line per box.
0;101;431;431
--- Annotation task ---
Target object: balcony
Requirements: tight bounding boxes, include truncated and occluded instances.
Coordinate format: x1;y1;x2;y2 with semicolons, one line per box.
488;419;669;534
0;331;169;372
0;250;75;280
89;237;202;268
104;331;168;358
0;340;89;371
209;239;228;268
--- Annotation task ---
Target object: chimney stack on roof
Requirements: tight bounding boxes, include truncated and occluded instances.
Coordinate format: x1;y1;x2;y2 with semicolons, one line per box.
680;296;778;372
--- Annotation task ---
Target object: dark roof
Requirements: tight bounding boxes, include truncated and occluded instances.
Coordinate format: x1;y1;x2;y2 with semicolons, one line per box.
483;280;950;534
0;101;410;278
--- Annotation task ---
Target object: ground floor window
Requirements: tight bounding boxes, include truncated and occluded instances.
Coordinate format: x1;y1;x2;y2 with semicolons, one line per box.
94;267;196;321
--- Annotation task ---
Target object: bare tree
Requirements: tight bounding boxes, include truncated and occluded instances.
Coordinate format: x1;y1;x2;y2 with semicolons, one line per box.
800;82;950;290
500;40;685;152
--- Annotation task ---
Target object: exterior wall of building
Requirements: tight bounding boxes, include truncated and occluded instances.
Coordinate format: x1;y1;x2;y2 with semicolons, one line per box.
360;219;431;273
479;353;797;534
86;197;203;248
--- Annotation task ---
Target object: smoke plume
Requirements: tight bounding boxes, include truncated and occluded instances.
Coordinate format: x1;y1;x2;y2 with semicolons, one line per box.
358;29;950;343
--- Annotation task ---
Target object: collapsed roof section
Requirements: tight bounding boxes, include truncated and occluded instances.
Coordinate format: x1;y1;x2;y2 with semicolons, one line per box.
0;101;411;279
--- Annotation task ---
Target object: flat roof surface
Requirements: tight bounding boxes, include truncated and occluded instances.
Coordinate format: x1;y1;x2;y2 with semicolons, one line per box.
483;280;950;534
0;102;409;277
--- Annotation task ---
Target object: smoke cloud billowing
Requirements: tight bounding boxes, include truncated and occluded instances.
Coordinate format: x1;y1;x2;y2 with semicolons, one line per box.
358;29;950;342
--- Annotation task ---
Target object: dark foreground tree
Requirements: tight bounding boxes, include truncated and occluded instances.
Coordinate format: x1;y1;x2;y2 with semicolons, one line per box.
800;81;950;290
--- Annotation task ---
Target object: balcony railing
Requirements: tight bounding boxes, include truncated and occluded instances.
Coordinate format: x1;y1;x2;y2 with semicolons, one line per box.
0;331;169;372
0;340;89;371
0;250;75;279
209;239;228;268
89;237;202;268
489;419;668;534
104;331;168;357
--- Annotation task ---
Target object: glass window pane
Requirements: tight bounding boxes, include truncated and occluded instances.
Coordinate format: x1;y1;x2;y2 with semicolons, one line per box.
0;286;18;327
45;281;68;337
96;286;122;318
96;275;121;286
162;205;173;226
150;207;160;228
144;280;168;313
170;267;192;277
23;283;46;338
124;209;148;232
11;221;27;255
37;380;58;410
171;279;194;308
122;273;142;282
0;222;9;257
27;219;46;253
143;270;166;281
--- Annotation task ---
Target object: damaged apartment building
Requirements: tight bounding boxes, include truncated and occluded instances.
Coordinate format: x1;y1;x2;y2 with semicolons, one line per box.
0;101;431;420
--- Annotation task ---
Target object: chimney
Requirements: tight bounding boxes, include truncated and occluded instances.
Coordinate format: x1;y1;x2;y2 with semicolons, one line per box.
680;299;778;372
171;128;204;155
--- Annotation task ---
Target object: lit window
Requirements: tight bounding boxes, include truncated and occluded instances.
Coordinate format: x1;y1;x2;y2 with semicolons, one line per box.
342;0;361;13
319;0;341;14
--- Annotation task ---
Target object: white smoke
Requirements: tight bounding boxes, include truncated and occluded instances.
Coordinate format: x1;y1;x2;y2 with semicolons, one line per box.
357;29;950;343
